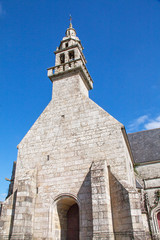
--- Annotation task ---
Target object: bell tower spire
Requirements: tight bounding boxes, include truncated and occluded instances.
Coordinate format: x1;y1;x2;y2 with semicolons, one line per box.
69;14;72;28
47;21;93;98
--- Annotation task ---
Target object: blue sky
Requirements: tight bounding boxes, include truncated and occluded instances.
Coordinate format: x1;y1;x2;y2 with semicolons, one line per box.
0;0;160;200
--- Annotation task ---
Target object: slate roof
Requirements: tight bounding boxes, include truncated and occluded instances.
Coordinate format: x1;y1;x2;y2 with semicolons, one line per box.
127;128;160;164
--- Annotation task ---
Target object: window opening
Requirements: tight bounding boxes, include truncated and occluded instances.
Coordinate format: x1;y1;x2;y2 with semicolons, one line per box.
65;43;68;48
0;203;2;216
157;211;160;230
69;51;75;61
60;54;65;64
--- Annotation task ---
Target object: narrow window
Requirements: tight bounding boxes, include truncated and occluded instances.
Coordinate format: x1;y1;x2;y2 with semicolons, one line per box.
47;155;49;161
65;43;68;48
60;54;65;64
0;203;2;216
69;51;74;60
157;211;160;230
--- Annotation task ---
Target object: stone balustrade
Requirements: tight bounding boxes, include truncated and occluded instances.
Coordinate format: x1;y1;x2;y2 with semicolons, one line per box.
47;58;93;86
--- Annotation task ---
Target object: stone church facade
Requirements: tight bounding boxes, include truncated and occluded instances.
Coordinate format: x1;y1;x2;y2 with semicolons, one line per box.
0;22;159;240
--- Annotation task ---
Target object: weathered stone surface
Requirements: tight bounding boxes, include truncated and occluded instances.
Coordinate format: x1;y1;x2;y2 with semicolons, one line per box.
128;130;160;239
0;23;150;240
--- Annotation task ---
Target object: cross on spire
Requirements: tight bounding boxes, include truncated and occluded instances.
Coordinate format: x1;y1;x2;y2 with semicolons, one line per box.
69;14;73;28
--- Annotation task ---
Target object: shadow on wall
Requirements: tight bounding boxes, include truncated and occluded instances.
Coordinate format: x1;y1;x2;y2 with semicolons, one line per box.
108;167;134;239
78;170;93;239
9;190;17;240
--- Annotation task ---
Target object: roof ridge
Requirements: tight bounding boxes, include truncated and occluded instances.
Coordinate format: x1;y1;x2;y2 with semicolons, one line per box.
128;127;160;135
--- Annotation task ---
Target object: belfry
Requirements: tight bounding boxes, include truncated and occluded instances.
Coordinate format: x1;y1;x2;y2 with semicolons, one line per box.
0;22;151;240
47;18;93;97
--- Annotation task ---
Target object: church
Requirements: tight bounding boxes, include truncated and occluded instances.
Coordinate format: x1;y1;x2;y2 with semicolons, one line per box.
0;21;160;240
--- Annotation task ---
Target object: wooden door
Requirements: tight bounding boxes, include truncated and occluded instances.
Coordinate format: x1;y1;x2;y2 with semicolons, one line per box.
67;203;79;240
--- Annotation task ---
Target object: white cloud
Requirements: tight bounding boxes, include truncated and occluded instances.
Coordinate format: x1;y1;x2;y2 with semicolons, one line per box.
0;2;5;17
145;116;160;130
127;115;160;132
0;193;7;202
127;115;148;132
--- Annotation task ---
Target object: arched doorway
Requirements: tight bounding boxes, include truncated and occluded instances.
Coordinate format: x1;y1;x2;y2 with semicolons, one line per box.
157;212;160;230
51;195;80;240
67;203;79;240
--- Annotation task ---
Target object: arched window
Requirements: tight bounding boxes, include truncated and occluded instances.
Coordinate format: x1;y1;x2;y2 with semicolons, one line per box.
60;53;65;64
69;50;74;60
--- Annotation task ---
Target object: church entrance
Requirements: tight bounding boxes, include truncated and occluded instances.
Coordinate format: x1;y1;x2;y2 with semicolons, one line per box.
67;203;79;240
52;195;80;240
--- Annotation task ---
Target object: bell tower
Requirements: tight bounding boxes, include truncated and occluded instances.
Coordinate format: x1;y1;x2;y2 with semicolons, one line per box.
47;19;93;98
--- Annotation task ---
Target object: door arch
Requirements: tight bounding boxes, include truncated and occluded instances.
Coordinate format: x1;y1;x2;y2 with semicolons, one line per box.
51;194;80;240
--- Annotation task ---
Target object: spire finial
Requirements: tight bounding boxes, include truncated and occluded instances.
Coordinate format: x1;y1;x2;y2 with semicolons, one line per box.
69;14;72;28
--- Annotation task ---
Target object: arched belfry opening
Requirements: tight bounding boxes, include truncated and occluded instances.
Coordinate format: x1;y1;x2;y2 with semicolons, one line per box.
51;195;80;240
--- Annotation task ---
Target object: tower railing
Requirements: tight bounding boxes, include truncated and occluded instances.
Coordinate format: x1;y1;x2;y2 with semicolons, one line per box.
47;58;93;86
